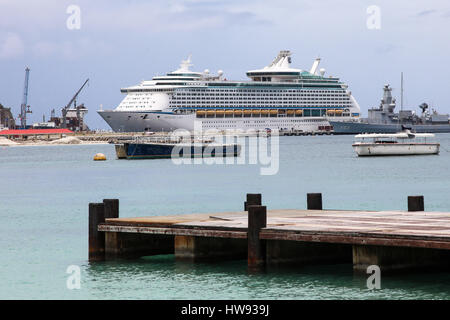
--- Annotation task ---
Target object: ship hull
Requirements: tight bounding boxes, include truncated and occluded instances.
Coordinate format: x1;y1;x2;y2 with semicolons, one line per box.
99;110;333;133
330;121;450;134
98;110;184;132
115;142;241;159
352;143;440;156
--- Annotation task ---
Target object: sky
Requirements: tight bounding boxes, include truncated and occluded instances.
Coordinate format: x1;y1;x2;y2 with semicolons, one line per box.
1;0;450;130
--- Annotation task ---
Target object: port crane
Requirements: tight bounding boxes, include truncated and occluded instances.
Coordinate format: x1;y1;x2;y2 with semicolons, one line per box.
61;78;89;129
19;67;32;129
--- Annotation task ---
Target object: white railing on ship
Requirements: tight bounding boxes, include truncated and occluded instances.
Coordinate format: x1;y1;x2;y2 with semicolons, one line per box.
131;136;215;144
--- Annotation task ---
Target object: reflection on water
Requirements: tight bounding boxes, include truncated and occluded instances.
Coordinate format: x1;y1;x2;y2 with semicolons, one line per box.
82;255;450;300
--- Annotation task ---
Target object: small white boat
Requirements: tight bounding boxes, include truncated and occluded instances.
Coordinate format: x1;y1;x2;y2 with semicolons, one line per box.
352;130;440;156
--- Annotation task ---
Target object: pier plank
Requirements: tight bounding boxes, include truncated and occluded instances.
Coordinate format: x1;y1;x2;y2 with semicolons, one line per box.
98;224;247;239
104;212;241;226
100;209;450;250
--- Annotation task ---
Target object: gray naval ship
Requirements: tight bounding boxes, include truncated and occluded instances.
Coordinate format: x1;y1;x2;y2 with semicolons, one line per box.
330;84;450;134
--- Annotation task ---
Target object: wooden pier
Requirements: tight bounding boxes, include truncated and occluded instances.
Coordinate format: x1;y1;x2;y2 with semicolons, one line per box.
89;194;450;272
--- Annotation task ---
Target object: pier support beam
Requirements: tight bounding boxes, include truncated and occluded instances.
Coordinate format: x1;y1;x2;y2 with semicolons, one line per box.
174;236;246;262
105;233;174;260
408;196;424;212
307;193;322;210
89;203;105;262
352;244;450;273
248;205;267;271
244;193;262;211
266;240;351;267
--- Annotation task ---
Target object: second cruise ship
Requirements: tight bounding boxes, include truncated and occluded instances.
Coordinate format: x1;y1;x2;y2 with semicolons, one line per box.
98;51;361;132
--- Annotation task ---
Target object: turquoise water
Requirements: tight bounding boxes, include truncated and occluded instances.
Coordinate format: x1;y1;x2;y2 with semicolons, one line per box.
1;135;450;299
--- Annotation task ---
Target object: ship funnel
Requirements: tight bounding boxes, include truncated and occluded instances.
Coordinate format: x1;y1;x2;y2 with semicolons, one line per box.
178;54;193;72
268;50;292;68
310;58;321;75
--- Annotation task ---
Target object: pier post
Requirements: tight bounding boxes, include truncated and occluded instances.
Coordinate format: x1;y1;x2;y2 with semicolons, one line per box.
88;203;105;262
244;193;262;211
307;193;322;210
248;205;267;271
408;196;424;212
103;199;119;219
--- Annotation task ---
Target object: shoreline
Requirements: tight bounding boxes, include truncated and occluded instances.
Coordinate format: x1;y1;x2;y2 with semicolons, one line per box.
1;141;110;147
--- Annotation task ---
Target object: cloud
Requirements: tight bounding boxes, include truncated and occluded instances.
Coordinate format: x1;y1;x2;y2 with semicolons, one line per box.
81;0;271;32
0;0;64;32
375;43;398;54
0;0;269;37
441;11;450;18
32;41;58;57
0;32;24;59
32;38;110;59
417;9;436;17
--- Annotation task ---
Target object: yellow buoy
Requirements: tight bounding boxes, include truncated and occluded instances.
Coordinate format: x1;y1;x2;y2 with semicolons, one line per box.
93;153;107;161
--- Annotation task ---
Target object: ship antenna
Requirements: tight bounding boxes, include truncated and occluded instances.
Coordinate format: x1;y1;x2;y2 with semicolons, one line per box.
400;72;403;111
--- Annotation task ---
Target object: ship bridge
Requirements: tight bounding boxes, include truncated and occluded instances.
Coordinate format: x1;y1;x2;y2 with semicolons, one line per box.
152;55;203;81
247;51;330;83
151;55;222;82
246;51;302;82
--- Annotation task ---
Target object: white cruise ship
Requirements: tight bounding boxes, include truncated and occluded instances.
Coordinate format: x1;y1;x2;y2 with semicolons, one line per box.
98;51;360;132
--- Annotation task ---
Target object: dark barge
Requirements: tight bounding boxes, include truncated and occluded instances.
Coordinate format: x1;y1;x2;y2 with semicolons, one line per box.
115;137;241;159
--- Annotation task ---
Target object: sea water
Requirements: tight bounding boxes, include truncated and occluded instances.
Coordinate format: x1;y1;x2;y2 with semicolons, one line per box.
1;134;449;299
